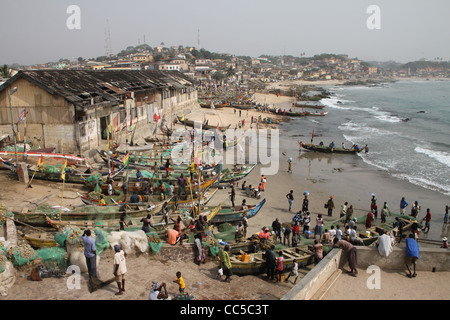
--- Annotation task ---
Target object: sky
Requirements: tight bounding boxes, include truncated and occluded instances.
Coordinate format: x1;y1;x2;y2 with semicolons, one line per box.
1;0;449;66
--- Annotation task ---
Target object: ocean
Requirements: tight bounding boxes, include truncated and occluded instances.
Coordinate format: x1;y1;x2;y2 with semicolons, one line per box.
280;80;450;197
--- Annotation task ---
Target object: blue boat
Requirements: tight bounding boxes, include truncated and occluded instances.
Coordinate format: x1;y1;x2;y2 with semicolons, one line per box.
201;198;266;224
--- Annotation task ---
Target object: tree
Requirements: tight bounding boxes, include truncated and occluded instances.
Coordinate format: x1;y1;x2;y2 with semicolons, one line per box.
0;65;12;78
212;71;225;82
225;66;236;79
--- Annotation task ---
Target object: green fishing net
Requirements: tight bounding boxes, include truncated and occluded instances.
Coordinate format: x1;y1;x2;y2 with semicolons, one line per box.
36;247;68;270
147;232;163;253
7;243;37;267
94;228;110;254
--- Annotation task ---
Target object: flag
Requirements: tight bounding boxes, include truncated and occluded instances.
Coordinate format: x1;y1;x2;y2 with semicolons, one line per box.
61;160;67;181
122;153;130;167
153;106;160;123
38;154;43;167
17;108;26;123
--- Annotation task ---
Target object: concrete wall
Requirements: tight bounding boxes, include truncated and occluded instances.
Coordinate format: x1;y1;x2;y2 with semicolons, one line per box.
282;246;450;300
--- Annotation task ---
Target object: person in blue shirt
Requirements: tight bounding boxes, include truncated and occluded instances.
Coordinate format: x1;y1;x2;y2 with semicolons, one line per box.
81;229;97;280
136;169;143;182
400;197;408;214
405;233;419;278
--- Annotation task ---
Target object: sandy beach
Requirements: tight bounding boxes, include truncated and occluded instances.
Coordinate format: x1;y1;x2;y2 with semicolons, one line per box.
0;82;449;301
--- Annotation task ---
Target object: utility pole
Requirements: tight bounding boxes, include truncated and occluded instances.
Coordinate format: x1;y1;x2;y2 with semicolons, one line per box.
8;87;18;171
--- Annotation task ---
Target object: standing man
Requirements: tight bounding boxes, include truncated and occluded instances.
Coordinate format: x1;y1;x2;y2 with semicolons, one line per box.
81;229;97;281
340;202;348;218
272;218;282;243
287;157;292;173
422;208;432;233
230;185;236;208
400;197;408;215
265;245;276;281
326;196;335;217
113;244;127;296
177;173;187;197
286;190;294;212
405;233;419;278
302;194;309;214
333;238;358;276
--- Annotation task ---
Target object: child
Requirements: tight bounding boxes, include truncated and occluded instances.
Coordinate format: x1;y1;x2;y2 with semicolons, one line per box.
286;259;299;284
217;266;224;280
276;252;284;282
174;271;185;294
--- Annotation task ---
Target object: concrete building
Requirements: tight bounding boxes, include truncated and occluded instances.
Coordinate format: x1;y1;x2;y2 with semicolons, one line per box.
0;70;198;157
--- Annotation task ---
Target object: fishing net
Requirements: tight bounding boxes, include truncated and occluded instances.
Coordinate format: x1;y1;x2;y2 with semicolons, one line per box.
174;293;195;300
146;232;163;253
7;243;37;267
36;247;68;270
94;228;110;254
0;250;6;273
54;229;69;247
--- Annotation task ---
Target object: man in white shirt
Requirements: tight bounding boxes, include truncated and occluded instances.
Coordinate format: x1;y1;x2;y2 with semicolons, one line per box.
376;230;394;257
113;244;127;295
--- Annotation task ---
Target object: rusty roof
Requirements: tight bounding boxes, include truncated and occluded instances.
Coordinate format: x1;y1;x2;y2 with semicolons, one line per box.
0;69;195;107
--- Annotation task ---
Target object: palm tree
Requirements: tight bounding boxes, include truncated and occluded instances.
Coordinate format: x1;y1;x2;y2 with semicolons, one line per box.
0;65;12;78
225;66;236;80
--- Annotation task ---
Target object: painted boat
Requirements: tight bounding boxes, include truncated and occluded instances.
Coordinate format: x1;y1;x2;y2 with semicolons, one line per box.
199;198;266;224
268;108;307;117
0;150;86;166
293;101;325;109
18;231;58;248
304;111;328;117
12;202;164;228
200;102;230;109
220;163;257;183
231;103;256;110
0;157;125;185
78;187;218;209
230;246;314;276
300;143;367;154
177;116;231;131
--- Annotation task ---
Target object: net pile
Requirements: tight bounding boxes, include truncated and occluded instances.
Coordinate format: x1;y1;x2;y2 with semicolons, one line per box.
93;228;110;254
7;243;37;267
36;247;68;270
146;232;163;253
0;204;13;226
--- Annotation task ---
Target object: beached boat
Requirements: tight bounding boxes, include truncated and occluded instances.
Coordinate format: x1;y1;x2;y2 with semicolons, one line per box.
12;202;162;228
18;231;58;248
199;198;266;224
220;163;257;183
0;150;86;166
293;101;325;109
200;102;230;109
231;103;256;110
177;116;231;131
229;246;314;276
0;157;125;185
300;143;367;154
78;187;218;209
268;108;307;117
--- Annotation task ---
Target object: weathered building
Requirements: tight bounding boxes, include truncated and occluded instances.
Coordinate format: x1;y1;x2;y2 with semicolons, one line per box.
0;70;198;156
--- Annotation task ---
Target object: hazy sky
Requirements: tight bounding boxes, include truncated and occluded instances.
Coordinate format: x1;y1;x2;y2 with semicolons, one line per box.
1;0;449;65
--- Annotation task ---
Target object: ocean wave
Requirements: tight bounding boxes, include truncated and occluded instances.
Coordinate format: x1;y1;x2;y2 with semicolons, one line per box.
340;123;395;137
393;173;450;196
415;146;450;167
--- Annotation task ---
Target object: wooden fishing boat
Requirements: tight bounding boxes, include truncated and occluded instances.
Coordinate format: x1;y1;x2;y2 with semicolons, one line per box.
304;111;328;117
177;116;231;131
12;201;164;228
268;108;307;117
301;143;367;154
293;101;325;109
230;246;314;276
18;231;58;248
78;187;218;209
199;198;266;224
231;103;256;110
0;150;86;166
200;102;230;109
220;163;257;183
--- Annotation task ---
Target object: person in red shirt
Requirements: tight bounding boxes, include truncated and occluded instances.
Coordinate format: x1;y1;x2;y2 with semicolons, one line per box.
422;208;431;233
